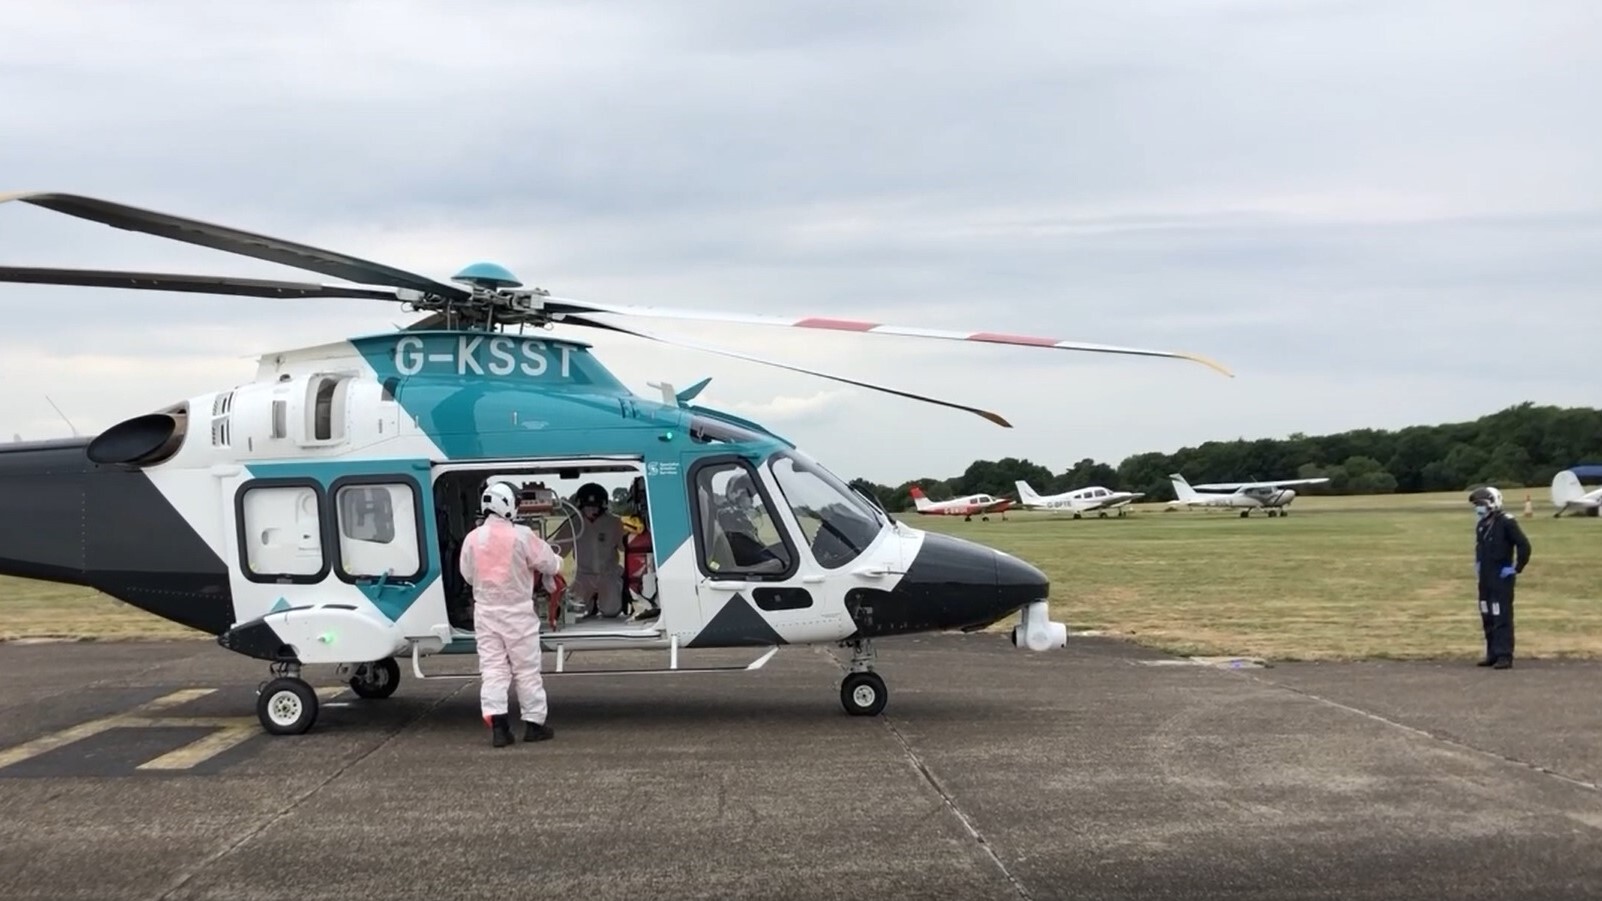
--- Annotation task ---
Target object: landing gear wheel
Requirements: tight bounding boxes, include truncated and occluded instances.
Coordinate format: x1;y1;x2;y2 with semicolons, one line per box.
257;677;318;735
840;671;888;717
350;658;400;699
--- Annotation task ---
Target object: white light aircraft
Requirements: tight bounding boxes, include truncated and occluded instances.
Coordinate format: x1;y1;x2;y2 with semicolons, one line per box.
1013;481;1144;518
1550;470;1602;517
1166;473;1329;517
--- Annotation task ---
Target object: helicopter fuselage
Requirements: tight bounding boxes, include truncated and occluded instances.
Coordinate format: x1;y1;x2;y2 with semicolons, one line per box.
0;329;1059;690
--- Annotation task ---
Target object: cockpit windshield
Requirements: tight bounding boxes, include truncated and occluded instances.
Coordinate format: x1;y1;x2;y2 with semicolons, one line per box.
766;450;883;569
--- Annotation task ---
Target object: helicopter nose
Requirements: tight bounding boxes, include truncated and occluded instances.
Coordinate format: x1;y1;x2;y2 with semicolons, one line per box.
993;547;1051;608
845;531;1050;637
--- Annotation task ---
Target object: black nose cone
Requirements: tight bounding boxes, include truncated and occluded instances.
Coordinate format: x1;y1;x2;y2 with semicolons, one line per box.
994;548;1050;607
842;532;1050;638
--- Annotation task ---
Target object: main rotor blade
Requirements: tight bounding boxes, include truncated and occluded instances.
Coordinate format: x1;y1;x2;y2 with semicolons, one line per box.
0;266;405;301
0;192;470;302
561;313;1013;427
543;296;1233;377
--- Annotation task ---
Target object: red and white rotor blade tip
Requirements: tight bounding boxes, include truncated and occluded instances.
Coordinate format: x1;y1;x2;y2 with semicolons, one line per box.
561;313;1014;427
542;296;1232;377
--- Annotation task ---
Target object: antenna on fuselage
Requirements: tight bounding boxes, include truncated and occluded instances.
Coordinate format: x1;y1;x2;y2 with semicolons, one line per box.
44;395;79;437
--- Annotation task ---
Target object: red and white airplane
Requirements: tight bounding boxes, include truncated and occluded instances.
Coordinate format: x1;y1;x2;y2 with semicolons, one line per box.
908;486;1013;520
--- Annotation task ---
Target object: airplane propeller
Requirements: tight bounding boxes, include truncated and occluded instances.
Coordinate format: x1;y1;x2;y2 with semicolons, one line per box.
0;191;1234;427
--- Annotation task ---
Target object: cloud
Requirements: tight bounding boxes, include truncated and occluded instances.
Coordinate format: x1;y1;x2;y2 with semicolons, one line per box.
1;0;1598;487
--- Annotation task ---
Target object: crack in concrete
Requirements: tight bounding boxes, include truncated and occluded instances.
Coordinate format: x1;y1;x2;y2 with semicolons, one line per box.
881;714;1034;901
816;646;1030;900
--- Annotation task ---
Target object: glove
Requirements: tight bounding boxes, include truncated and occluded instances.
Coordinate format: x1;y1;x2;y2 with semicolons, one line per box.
1499;565;1516;578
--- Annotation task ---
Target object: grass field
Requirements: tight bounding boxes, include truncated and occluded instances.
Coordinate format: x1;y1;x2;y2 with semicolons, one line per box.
917;490;1602;661
1;491;1597;660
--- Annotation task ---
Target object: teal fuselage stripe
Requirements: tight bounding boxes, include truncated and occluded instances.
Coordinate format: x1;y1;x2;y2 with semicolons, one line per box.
242;332;792;624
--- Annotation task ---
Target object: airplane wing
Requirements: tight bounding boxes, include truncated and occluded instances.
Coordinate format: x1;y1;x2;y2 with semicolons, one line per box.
1190;477;1330;491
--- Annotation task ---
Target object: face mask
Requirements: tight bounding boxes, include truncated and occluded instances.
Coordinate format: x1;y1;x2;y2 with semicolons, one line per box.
1474;505;1488;519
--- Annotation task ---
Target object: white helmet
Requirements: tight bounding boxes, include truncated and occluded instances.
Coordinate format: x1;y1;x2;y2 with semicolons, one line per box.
1469;485;1503;512
481;482;518;520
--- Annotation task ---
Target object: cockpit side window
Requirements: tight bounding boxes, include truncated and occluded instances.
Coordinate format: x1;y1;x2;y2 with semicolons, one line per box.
690;457;796;580
767;452;882;569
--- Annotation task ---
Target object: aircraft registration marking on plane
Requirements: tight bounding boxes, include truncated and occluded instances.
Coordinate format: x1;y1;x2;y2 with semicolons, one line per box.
392;334;575;379
0;687;347;776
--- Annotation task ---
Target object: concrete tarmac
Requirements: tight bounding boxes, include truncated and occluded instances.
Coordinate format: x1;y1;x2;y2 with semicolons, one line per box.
1;633;1599;900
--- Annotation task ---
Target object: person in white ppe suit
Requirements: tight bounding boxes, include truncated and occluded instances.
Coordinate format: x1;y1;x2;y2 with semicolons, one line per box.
459;481;563;747
569;482;627;619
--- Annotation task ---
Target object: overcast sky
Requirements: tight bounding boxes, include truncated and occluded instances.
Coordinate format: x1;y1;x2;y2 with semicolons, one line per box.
1;0;1597;485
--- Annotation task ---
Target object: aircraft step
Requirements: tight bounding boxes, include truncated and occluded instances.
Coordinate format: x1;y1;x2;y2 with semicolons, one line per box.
408;637;777;680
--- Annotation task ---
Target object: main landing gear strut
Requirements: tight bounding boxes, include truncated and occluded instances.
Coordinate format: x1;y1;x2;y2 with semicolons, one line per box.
839;638;887;717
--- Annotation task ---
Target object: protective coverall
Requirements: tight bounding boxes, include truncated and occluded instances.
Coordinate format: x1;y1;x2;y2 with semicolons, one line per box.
1474;509;1531;667
459;514;563;736
572;509;626;617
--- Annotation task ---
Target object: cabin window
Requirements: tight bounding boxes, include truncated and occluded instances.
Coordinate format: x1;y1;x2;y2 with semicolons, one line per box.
692;459;795;579
767;452;881;569
333;479;424;581
237;482;327;583
305;375;351;444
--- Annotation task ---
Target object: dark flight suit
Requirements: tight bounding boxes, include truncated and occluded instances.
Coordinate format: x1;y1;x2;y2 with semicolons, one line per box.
1475;511;1531;665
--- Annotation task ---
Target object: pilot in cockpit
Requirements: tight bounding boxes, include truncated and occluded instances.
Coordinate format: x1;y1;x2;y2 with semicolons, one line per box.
713;472;780;569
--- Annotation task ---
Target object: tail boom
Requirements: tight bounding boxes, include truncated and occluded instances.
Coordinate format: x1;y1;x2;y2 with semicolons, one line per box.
0;439;235;634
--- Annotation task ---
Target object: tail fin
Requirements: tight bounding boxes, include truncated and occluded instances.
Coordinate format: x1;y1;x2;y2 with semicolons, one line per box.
1552;469;1585;509
1014;480;1042;505
1169;473;1198;502
908;485;933;511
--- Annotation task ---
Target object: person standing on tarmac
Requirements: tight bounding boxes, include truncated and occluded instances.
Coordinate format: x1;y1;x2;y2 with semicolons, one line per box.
1469;485;1531;670
460;481;563;746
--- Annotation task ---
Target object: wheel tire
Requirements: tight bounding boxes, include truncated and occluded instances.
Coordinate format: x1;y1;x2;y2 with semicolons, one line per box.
257;677;319;735
840;671;888;717
350;657;400;699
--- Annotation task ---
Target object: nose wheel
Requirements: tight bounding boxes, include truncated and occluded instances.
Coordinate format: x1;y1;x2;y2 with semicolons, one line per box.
840;671;888;716
839;638;887;716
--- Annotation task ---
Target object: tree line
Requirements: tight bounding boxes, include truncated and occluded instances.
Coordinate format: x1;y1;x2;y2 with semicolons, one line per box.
847;402;1602;512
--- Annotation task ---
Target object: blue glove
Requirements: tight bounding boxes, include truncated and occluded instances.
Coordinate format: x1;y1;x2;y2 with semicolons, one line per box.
1499;565;1516;578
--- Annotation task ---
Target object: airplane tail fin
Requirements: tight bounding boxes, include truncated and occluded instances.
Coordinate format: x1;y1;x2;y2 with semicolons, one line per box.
1169;473;1198;502
1552;469;1585;509
1014;480;1042;505
908;485;933;511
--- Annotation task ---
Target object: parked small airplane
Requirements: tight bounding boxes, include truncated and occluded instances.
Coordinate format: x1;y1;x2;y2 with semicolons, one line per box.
907;486;1012;521
1550;469;1602;517
1166;473;1329;517
1013;480;1143;518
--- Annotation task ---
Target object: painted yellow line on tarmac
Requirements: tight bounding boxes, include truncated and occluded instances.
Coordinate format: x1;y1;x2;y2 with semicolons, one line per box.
0;685;351;773
136;724;259;771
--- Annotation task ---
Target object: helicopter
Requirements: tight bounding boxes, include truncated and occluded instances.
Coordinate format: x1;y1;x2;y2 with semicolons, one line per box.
0;191;1232;736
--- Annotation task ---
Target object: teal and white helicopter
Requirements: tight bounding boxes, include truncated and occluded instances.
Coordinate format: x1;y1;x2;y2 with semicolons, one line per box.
0;192;1231;735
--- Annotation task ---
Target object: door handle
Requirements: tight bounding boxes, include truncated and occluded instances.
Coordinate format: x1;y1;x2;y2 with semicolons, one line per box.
801;575;824;584
852;565;887;578
706;581;748;591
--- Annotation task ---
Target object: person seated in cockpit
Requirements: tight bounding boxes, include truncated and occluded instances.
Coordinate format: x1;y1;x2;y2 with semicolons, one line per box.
714;473;784;569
